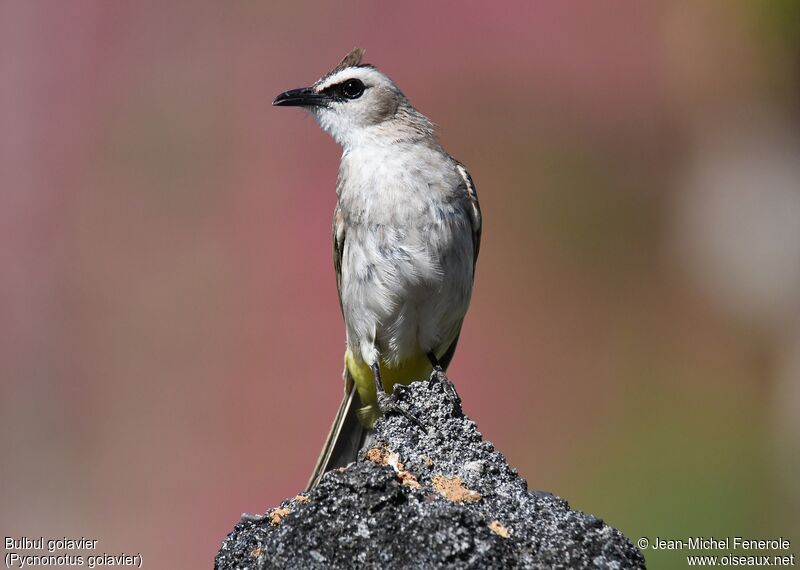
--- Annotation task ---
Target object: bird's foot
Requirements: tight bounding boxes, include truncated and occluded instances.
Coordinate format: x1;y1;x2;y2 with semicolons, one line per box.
377;388;425;431
427;366;457;401
426;368;463;417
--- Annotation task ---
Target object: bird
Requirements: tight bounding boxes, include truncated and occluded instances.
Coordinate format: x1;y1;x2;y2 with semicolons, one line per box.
273;48;481;489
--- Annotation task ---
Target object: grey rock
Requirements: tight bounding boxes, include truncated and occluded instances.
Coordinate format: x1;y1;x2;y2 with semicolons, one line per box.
215;374;646;569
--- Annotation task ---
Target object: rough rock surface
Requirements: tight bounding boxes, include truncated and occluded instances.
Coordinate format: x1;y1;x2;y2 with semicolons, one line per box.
215;374;646;569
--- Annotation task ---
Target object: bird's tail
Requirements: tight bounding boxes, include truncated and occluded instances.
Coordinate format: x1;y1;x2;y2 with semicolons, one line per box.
306;372;369;490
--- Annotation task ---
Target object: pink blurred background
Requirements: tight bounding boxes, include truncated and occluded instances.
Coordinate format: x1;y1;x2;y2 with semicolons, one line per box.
2;1;799;567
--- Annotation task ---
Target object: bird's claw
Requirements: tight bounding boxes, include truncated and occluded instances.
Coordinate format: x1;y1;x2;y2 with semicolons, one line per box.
377;389;425;431
427;367;457;401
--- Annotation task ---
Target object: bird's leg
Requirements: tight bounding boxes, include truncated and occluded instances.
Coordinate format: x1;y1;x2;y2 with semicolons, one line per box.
372;361;392;413
427;352;444;372
426;351;456;400
426;352;445;387
371;361;385;394
371;361;424;431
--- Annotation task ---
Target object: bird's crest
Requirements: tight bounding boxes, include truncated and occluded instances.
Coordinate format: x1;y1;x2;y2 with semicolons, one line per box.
317;48;368;85
334;47;365;72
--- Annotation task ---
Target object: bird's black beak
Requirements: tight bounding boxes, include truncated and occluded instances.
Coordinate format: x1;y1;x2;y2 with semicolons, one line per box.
272;87;329;107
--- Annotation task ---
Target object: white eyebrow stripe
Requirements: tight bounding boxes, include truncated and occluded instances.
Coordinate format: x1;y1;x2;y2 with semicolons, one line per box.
314;67;385;92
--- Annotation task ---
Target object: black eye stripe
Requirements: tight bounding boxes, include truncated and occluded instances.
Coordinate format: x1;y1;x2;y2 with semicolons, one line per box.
321;78;366;101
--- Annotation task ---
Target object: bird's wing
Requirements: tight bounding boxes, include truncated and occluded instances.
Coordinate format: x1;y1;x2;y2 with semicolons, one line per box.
304;202;367;491
439;163;482;370
456;163;482;268
332;203;346;315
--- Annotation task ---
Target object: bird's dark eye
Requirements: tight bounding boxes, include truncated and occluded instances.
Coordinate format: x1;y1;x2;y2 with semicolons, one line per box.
341;79;365;99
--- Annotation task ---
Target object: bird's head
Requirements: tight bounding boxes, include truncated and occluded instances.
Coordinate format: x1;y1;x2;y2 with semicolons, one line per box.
273;48;431;148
